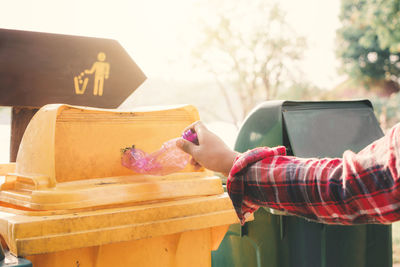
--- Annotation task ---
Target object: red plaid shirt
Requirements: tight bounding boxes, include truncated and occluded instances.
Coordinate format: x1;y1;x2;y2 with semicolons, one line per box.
227;123;400;225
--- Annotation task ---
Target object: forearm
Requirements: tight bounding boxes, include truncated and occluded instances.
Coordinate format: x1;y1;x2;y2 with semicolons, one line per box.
227;124;400;225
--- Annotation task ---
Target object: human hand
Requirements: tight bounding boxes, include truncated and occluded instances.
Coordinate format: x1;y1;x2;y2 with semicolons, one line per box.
176;121;239;176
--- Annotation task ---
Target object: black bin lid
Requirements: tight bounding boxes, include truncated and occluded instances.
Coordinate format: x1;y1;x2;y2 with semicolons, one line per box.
282;100;383;158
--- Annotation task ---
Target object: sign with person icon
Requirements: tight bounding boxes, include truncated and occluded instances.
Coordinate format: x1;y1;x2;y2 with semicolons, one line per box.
0;28;147;161
74;52;110;96
0;28;146;108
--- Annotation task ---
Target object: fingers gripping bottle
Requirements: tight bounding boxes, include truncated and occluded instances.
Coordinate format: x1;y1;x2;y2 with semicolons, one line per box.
121;129;199;175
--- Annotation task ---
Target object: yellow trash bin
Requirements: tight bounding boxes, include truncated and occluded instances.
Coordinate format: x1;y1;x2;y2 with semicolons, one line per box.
0;104;243;267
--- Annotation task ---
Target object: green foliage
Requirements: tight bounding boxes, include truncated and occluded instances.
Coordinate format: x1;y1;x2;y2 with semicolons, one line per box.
371;92;400;130
369;0;400;53
337;0;400;86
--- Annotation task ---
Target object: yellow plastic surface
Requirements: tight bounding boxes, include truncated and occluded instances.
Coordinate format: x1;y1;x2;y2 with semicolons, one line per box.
26;226;230;267
0;104;247;266
0;193;237;257
0;104;221;210
12;104;200;184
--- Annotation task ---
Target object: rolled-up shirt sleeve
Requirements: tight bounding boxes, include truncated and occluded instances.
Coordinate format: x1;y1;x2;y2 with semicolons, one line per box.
227;124;400;225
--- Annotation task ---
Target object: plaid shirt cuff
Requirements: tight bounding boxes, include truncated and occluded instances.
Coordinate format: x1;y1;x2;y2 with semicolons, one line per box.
227;146;286;224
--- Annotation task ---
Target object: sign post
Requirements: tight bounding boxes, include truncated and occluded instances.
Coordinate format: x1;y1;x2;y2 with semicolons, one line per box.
0;28;146;161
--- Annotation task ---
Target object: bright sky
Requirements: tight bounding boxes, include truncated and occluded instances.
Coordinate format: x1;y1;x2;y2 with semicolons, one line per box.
280;1;344;88
0;0;343;88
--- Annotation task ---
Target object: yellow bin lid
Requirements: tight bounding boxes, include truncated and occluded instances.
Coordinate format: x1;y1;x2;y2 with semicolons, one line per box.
0;104;245;257
0;104;225;211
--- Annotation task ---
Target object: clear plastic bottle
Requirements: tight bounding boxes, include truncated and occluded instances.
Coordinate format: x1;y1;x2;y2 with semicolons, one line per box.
121;129;198;175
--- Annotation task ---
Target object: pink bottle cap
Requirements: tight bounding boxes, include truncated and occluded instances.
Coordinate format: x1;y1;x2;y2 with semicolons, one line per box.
182;129;199;145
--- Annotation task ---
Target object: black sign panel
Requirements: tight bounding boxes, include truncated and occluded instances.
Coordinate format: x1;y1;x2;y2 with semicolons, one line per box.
0;28;146;108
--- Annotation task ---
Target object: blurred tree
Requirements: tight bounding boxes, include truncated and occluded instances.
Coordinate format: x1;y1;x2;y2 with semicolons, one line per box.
371;93;400;131
277;82;325;101
337;0;400;95
192;0;306;126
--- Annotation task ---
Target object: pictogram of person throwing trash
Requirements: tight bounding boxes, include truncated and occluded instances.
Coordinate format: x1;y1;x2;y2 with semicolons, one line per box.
74;52;110;96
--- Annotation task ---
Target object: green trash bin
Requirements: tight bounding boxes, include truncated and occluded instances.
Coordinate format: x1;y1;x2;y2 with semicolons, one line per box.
212;100;392;267
0;244;32;267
